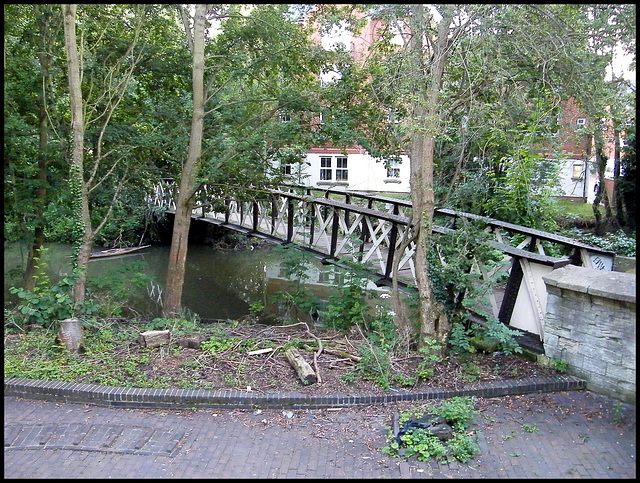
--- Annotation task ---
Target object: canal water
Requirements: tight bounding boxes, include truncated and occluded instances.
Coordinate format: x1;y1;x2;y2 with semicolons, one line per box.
4;242;391;321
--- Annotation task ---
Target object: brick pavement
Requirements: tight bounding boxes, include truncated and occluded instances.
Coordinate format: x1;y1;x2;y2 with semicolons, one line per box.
4;390;636;479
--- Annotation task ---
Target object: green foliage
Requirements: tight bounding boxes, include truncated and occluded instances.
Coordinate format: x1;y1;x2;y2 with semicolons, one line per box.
469;317;523;356
146;316;200;336
429;222;507;316
87;261;155;318
522;423;539;433
612;402;626;424
427;223;522;356
6;248;96;328
349;340;393;390
200;336;260;355
447;432;481;463
415;338;443;381
268;246;321;323
484;150;561;231
447;320;474;354
321;271;369;331
383;397;480;463
550;358;569;373
432;397;479;430
200;337;237;355
571;230;636;257
399;430;448;462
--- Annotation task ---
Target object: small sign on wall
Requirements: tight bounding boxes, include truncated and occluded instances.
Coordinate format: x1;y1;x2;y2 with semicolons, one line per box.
589;253;614;271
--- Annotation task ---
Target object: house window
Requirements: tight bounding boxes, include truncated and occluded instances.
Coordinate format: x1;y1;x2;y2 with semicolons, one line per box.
572;162;584;180
576;118;586;125
280;112;291;123
282;163;292;176
319;156;348;183
320;157;332;180
386;160;400;179
336;157;348;181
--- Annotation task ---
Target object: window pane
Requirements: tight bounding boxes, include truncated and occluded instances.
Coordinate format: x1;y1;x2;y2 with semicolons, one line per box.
572;163;583;179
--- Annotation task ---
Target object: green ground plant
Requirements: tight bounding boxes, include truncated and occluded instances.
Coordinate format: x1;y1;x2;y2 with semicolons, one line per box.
383;397;480;463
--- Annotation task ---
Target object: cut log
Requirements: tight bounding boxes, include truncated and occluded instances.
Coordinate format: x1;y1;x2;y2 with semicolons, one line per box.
139;330;170;348
57;318;84;353
285;347;317;385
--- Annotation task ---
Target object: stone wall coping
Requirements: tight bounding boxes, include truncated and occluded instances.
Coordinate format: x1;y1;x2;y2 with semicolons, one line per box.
543;265;636;304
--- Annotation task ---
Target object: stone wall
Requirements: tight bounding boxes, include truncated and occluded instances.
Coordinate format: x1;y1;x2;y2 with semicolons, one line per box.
542;265;636;404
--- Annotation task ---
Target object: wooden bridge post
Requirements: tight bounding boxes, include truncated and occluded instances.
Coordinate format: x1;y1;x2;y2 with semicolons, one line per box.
329;208;340;259
224;197;231;223
271;196;278;237
382;222;399;283
252;201;259;232
287;197;294;243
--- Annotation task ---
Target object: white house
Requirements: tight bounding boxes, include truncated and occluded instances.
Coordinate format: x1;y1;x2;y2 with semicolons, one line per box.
283;145;410;193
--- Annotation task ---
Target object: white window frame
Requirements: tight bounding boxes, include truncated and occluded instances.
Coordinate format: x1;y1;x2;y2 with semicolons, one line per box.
571;162;584;180
320;157;332;181
336;156;348;181
386;160;401;179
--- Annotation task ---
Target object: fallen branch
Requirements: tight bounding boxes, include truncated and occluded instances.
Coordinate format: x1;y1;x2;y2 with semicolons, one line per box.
320;347;361;363
273;322;324;383
285;347;317;385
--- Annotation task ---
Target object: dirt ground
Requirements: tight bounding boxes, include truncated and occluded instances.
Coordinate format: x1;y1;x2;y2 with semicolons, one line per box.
133;319;562;396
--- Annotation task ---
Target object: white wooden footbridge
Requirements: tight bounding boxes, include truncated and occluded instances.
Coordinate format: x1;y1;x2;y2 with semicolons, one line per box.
149;180;616;345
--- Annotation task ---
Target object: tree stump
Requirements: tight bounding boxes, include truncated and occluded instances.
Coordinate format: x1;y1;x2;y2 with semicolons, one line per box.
57;318;84;353
285;347;317;385
139;330;170;348
177;334;209;349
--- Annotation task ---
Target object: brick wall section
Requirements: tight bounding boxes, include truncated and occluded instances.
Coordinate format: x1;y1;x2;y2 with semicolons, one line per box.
3;376;585;410
542;265;636;404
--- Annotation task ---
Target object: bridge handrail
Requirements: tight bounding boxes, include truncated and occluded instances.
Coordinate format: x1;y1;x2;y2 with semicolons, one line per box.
154;180;616;261
281;184;615;259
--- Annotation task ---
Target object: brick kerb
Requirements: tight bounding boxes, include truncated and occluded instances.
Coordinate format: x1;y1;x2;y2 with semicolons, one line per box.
4;375;586;409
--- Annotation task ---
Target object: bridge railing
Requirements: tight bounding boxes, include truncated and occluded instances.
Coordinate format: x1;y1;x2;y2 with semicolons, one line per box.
152;180;616;274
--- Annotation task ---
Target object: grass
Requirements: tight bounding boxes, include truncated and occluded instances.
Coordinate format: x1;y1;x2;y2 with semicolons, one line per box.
554;199;596;219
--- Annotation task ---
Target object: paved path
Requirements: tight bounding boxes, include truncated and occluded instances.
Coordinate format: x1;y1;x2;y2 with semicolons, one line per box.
4;390;635;479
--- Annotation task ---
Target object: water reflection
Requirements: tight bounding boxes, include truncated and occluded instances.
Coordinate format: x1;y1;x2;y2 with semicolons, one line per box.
4;242;390;320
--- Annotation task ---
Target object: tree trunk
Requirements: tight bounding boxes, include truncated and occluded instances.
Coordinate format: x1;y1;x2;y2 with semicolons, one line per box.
406;5;452;348
62;4;94;303
613;125;625;227
57;318;84;353
163;4;207;317
24;5;53;291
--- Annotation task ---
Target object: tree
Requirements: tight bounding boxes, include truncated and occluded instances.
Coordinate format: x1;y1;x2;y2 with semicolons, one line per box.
163;4;208;317
162;4;332;316
4;5;66;290
332;4;633;347
403;5;457;346
619;124;636;230
60;4;152;302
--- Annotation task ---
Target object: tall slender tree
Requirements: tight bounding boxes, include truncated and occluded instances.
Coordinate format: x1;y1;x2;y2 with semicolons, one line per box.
60;4;150;302
163;3;208;317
